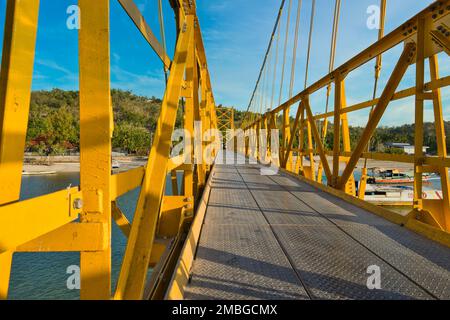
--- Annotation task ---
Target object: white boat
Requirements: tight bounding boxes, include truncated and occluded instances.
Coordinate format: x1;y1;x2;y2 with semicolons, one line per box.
367;168;437;185
22;170;57;176
363;184;443;206
112;160;121;169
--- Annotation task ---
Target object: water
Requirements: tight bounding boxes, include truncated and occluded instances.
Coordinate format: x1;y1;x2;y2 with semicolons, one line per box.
9;172;178;300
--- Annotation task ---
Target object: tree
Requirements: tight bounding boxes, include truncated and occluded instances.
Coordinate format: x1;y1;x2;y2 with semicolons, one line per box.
113;123;152;155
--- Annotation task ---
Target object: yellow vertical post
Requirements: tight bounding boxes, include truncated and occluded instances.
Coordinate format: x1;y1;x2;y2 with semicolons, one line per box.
256;120;261;161
429;55;450;230
307;119;315;181
200;69;210;175
332;74;342;187
267;115;271;163
340;81;355;196
184;21;195;202
207;92;216;161
263;116;268;162
296;111;305;174
414;17;425;211
0;0;40;299
78;0;112;300
194;69;206;191
283;106;291;170
114;15;193;300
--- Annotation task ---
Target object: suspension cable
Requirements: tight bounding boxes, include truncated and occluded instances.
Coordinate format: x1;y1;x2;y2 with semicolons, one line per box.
243;0;287;126
304;0;316;89
271;19;281;110
263;51;272;115
278;0;293;105
321;0;341;143
288;0;303;100
157;0;168;84
316;0;341;182
363;0;387;168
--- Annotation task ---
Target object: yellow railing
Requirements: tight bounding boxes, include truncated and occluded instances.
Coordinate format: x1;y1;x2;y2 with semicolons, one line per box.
242;1;450;236
0;0;218;300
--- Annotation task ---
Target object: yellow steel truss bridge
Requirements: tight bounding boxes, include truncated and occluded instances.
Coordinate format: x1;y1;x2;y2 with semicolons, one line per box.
1;0;450;300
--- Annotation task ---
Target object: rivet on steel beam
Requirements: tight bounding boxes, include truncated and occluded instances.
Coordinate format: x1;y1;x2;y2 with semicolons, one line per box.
73;198;83;210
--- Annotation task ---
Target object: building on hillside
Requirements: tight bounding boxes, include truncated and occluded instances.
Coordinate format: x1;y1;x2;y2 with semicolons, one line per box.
384;142;429;155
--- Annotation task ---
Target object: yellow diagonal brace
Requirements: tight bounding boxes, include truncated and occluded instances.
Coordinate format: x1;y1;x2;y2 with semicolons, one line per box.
304;99;332;182
281;102;304;168
114;16;194;300
337;42;416;190
0;0;39;204
0;0;40;299
112;202;131;238
118;0;171;69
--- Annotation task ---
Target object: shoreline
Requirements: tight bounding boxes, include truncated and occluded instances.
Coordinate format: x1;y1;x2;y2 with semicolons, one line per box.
22;156;417;175
23;158;148;174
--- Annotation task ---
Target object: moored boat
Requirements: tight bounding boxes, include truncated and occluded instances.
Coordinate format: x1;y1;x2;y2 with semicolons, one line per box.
363;184;442;206
22;170;57;176
367;168;435;184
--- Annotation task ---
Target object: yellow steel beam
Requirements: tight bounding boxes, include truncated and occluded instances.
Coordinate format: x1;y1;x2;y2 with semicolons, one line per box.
282;105;292;170
111;167;145;200
16;223;106;252
0;252;13;299
430;29;450;56
112;201;131;238
114;15;194;300
304;98;332;182
281;102;303;168
337;43;416;190
118;0;171;69
296;112;305;174
159;196;193;238
332;74;343;186
340;81;356;196
183;24;197;202
79;0;113;300
0;188;82;253
312;75;450;121
165;161;215;300
306;119;316;181
429;55;450;230
0;0;39;204
0;0;40;299
324;150;450;169
168;155;192;172
414;17;426;211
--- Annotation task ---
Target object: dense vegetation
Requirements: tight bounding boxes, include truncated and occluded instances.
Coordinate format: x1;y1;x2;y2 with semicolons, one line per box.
26;89;449;156
27;89;182;156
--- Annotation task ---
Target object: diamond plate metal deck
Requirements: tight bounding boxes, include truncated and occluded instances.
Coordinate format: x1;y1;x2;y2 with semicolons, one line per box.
184;157;450;300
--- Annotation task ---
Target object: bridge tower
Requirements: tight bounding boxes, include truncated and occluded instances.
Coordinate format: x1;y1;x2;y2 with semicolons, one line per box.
216;107;235;149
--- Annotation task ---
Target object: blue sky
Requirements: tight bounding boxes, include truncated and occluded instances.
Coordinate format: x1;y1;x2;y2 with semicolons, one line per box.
0;0;448;126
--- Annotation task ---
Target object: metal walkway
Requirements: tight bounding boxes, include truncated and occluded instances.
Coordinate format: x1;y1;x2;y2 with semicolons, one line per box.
184;154;450;300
